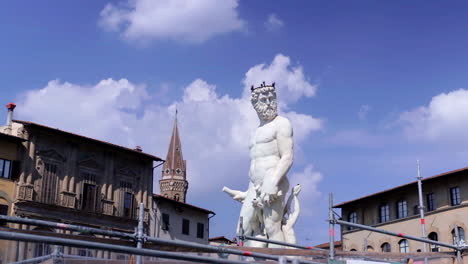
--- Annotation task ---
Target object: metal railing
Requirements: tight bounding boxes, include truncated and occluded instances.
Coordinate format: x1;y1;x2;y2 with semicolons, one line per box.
0;203;317;264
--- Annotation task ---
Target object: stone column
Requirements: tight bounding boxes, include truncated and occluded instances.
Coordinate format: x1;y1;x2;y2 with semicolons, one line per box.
106;154;114;201
67;145;77;193
25;135;35;184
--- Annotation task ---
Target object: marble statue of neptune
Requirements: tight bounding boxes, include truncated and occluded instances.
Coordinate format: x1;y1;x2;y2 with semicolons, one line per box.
223;82;298;248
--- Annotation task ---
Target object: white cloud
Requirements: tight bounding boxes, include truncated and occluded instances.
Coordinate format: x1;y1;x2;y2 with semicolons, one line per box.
98;0;246;44
242;54;318;107
183;79;218;102
264;13;284;31
289;164;323;216
358;104;371;120
399;89;468;144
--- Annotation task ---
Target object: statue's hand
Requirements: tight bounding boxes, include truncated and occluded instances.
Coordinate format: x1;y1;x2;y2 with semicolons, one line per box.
260;179;279;205
261;192;277;206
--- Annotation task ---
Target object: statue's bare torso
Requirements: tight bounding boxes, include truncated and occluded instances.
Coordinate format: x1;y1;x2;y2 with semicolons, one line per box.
249;116;290;194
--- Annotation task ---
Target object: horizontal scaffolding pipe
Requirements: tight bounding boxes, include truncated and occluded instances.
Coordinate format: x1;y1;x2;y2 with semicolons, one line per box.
243;235;328;252
335;219;459;250
0;215;134;240
10;254;53;264
2;215;318;264
146;236;321;264
0;230;251;264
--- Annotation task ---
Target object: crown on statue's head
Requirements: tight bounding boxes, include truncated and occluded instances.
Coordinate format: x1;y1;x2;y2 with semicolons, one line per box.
250;81;276;93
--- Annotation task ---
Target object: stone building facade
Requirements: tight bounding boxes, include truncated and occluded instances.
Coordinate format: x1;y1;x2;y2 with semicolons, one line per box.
152;194;214;244
335;167;468;253
0;104;162;262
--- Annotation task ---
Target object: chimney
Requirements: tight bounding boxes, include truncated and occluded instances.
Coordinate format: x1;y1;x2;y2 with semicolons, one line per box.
135;146;143;152
5;103;16;135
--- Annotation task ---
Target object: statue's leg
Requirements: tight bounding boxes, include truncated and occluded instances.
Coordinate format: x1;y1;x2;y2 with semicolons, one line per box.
237;187;258;246
263;198;285;248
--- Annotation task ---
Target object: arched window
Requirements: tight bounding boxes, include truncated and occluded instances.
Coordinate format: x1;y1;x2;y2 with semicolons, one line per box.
381;242;391;252
452;227;466;245
174;194;180;201
399;239;409;253
428;232;439;252
348;211;357;230
350;248;357;251
366;245;374;252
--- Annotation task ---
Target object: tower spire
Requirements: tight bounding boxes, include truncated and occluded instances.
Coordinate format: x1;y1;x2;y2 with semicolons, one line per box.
160;110;188;202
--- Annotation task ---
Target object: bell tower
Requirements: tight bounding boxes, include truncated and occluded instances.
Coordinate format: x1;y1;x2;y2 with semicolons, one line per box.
160;111;188;202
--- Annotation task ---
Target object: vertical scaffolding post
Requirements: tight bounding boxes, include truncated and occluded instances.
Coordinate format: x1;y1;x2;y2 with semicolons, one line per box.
329;193;335;260
416;161;428;264
454;225;463;264
238;216;245;247
136;203;145;264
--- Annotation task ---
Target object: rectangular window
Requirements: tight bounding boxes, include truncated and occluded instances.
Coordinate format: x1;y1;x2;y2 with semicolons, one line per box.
426;193;436;211
197;223;204;239
379;204;390;223
0;204;8;226
82;183;97;212
450;187;461;206
123;192;134;218
162;213;170;230
396;200;407;219
0;159;12;179
182;218;190;235
41;162;58;204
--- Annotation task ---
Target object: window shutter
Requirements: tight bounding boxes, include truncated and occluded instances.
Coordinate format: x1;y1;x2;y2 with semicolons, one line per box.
10;160;21;181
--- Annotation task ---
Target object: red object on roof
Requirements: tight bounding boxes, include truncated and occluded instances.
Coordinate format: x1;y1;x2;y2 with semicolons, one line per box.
13;120;163;161
6;103;16;110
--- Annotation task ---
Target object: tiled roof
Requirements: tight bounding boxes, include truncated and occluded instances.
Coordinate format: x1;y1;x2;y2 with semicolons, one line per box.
13;120;163;161
153;194;214;215
334;166;468;208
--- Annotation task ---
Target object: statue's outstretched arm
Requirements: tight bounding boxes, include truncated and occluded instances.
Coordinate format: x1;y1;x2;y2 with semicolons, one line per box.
222;186;247;203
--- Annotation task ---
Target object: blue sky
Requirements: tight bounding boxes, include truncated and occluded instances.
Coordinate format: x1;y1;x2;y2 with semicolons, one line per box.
2;0;468;245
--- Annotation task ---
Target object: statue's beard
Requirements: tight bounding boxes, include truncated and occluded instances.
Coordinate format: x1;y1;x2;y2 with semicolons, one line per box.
254;101;278;121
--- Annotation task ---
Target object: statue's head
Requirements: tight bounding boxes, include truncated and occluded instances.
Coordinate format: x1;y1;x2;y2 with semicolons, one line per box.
251;82;277;122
